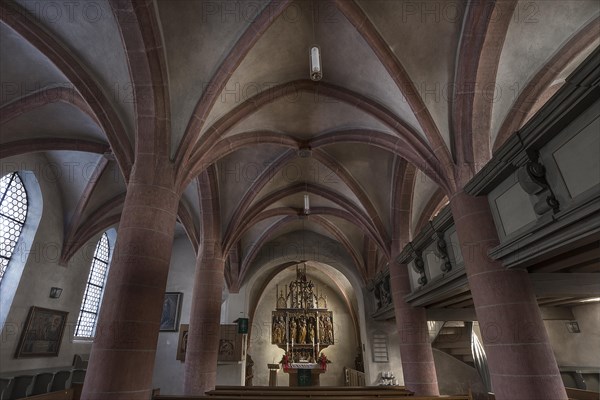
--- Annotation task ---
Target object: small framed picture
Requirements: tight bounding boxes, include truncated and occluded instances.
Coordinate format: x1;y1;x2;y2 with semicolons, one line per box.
160;292;183;332
176;324;189;361
566;321;581;333
15;306;68;358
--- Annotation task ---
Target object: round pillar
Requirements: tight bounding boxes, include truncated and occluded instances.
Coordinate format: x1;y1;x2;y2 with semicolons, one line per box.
82;158;179;400
390;258;440;396
450;191;567;400
183;239;226;394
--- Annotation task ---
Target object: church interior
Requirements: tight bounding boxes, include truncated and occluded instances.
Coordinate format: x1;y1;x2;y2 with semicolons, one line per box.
0;1;599;400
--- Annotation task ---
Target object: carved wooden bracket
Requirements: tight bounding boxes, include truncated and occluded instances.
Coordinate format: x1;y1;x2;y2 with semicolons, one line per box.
517;149;560;215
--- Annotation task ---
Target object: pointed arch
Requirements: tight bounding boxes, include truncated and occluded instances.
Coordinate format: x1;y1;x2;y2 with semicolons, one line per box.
0;1;134;178
493;17;600;151
109;0;172;157
177;80;449;192
175;1;292;166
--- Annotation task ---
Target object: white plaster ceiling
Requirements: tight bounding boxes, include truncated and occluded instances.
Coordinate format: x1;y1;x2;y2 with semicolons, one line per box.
411;169;440;238
1;0;596;290
357;0;467;150
12;0;136;141
224;95;396;139
491;0;599;144
0;22;68;107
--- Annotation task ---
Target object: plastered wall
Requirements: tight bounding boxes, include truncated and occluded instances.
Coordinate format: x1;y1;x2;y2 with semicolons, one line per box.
248;267;359;386
545;303;600;367
0;154;110;374
151;235;196;394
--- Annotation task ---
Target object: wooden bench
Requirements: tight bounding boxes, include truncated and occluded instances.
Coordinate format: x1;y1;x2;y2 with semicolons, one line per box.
154;385;472;400
206;389;415;397
214;386;410;391
155;396;471;400
24;388;73;399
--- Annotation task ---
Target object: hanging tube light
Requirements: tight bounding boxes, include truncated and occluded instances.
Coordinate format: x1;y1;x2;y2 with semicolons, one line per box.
309;46;322;81
304;194;311;215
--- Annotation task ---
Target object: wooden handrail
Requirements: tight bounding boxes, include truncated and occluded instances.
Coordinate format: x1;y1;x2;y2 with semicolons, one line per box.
565;387;600;400
486;387;600;400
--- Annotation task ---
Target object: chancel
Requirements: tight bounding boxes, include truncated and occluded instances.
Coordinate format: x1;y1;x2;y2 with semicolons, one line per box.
0;1;599;400
272;265;333;386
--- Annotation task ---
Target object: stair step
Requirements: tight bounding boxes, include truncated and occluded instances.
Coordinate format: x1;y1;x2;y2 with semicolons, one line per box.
450;348;472;356
439;327;465;335
434;341;471;349
435;334;469;343
444;321;466;328
462;355;474;362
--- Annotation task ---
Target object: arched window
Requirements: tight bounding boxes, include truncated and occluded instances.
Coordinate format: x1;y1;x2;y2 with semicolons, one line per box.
0;172;28;284
75;233;110;338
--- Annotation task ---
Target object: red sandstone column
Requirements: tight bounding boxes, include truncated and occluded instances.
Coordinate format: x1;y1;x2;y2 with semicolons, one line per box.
82;157;179;400
390;255;440;395
183;239;226;394
450;191;567;400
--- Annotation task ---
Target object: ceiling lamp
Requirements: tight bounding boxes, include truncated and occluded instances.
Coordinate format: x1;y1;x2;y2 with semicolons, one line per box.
309;1;322;81
309;46;322;81
304;194;311;215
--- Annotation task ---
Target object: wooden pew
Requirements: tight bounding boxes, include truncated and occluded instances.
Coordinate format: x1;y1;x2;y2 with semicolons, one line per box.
154;394;472;400
24;389;73;400
206;388;415;397
154;385;472;400
155;396;471;400
214;386;410;391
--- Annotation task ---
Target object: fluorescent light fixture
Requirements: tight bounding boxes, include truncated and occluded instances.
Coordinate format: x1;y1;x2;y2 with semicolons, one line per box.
309;46;322;81
580;297;600;303
304;194;310;215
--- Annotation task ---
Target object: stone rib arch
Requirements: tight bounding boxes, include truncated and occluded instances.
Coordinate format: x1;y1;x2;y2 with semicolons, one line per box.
177;80;448;191
181;128;450;195
493;16;600;152
219;147;389;256
174;1;292;165
226;182;390;258
0;1;134;178
109;0;172;158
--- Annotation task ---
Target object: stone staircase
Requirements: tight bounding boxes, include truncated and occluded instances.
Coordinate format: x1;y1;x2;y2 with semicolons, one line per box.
432;321;474;366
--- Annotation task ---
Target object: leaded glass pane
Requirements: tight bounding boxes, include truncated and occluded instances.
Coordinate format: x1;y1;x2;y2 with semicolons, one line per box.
0;173;28;283
75;233;110;338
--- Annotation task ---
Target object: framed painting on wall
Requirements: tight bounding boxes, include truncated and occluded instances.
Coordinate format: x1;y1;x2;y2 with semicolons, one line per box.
160;292;183;332
217;324;245;362
15;306;68;358
176;324;189;361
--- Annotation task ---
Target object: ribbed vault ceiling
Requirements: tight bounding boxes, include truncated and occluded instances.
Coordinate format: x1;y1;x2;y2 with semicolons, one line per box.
1;0;598;288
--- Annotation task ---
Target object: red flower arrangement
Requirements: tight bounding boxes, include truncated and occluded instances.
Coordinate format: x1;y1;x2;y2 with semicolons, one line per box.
318;352;331;370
